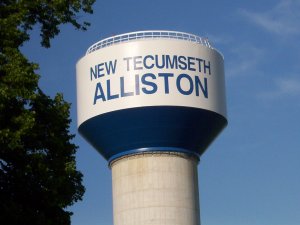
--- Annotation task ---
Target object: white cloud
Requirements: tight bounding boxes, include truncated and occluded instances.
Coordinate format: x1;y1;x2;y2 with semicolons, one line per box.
258;76;300;99
204;34;266;79
239;0;300;36
277;78;300;94
226;44;264;78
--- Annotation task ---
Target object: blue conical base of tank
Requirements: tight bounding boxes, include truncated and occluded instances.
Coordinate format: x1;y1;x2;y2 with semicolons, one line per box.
78;106;227;162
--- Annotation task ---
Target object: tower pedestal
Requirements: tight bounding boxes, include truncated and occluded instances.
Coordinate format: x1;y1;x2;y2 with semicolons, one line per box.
111;153;200;225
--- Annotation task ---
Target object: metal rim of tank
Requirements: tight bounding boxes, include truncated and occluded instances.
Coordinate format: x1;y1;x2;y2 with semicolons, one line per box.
109;151;199;168
85;30;223;58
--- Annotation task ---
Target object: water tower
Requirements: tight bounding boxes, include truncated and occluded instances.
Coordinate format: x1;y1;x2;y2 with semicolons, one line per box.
76;30;227;225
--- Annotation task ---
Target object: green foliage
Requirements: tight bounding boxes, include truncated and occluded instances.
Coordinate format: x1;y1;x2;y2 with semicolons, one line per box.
0;0;94;48
0;0;95;224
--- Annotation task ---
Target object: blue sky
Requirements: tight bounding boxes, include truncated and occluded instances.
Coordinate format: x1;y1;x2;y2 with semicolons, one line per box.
21;0;300;225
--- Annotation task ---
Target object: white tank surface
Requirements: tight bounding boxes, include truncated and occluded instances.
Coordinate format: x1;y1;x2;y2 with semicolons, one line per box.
111;153;200;225
76;31;227;162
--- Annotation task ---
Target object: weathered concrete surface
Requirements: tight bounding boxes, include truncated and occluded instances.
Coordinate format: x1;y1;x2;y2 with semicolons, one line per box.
111;153;200;225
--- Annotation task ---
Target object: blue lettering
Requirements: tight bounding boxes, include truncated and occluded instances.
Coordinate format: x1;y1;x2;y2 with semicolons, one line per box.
123;57;133;71
176;74;193;95
188;57;196;71
93;82;106;104
204;60;211;75
158;73;174;94
90;66;97;81
195;58;203;72
106;80;119;100
155;55;165;69
178;56;187;70
134;56;143;70
135;74;140;95
105;60;117;75
120;77;134;97
143;55;154;69
91;60;117;81
97;63;105;78
166;55;178;69
195;76;208;98
141;73;157;94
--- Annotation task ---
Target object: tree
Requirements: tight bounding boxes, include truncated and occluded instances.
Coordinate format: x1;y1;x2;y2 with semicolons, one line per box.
0;1;95;224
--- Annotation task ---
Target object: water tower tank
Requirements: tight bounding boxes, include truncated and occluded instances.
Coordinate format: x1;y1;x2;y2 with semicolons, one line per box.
76;30;227;225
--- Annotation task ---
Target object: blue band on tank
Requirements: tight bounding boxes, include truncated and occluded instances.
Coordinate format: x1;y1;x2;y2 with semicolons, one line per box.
78;106;227;161
108;147;200;163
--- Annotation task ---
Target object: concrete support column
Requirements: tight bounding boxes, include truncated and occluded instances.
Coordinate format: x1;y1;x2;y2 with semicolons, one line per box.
110;153;200;225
